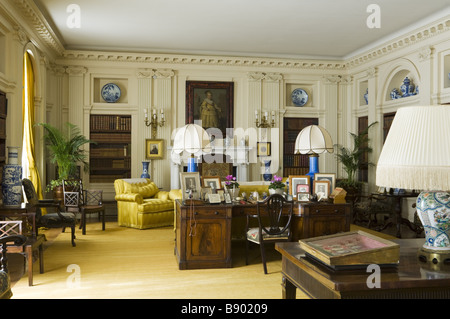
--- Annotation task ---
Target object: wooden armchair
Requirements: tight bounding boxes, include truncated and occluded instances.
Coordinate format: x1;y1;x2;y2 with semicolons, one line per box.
22;178;77;246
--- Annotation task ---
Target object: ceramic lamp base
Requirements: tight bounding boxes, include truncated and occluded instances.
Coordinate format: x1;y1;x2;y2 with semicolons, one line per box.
416;191;450;251
306;154;319;185
187;156;197;172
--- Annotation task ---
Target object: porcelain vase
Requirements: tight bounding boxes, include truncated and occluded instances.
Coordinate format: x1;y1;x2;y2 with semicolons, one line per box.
269;188;284;195
141;161;150;179
1;147;22;207
228;187;240;201
263;160;272;181
416;191;450;251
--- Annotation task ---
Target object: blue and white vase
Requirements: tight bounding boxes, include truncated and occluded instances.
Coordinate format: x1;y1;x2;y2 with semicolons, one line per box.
141;161;150;179
417;191;450;251
2;147;22;206
263;160;272;181
400;77;415;97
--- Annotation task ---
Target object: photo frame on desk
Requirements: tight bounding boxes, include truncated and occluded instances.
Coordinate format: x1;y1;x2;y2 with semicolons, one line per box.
289;175;310;199
314;173;335;193
180;172;201;201
201;176;222;190
313;180;330;200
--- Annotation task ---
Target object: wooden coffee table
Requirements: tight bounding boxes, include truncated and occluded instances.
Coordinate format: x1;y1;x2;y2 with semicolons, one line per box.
276;238;450;299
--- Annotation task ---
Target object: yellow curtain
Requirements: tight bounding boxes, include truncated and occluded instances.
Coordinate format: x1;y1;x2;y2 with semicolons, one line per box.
23;51;43;200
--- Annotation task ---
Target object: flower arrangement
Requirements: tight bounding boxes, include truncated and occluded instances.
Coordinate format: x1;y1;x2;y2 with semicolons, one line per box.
225;174;239;189
269;175;285;190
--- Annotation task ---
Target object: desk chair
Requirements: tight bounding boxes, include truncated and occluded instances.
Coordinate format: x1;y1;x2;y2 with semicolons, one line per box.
22;178;77;246
245;194;294;274
0;234;26;299
63;180;105;235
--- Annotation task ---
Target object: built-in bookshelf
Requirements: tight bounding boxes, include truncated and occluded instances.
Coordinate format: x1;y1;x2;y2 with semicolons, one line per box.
89;114;131;183
283;117;318;177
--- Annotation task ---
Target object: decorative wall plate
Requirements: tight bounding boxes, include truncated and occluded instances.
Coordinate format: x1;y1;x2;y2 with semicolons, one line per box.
291;88;308;106
101;83;121;103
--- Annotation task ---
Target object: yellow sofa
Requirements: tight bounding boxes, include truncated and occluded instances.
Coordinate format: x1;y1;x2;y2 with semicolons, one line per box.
114;178;182;229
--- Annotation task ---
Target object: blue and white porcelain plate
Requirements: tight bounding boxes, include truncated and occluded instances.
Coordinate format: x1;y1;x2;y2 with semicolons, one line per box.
101;83;121;103
291;88;308;107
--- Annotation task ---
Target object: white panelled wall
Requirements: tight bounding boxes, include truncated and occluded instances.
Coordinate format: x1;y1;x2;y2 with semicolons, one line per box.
0;4;449;201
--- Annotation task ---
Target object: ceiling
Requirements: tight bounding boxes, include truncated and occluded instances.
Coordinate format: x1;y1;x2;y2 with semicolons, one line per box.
34;0;450;60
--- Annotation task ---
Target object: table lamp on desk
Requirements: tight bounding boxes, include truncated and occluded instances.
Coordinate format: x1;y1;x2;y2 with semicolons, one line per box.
376;105;450;266
172;124;211;172
294;125;334;185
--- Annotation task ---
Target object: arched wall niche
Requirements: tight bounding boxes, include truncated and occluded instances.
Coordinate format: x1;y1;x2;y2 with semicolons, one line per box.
379;58;421;104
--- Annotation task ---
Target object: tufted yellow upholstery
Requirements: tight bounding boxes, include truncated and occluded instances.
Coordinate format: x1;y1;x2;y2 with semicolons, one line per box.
114;178;182;229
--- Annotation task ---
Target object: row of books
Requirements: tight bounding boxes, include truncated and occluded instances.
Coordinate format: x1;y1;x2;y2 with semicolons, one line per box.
90;133;131;143
90;115;131;131
283;154;310;167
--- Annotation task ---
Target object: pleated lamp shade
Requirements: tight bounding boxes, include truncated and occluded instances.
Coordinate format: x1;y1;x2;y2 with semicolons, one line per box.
172;124;211;156
294;125;334;155
376;105;450;191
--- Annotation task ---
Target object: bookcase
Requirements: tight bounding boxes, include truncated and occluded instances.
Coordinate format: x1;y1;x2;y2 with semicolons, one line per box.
89;114;131;183
283;117;318;177
0;91;6;199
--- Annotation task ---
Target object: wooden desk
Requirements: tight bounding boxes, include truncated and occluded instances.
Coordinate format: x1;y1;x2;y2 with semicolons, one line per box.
276;239;450;299
175;200;352;270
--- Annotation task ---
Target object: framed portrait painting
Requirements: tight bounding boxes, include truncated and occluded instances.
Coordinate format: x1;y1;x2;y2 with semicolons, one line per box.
146;139;164;159
201;176;222;190
186;81;234;137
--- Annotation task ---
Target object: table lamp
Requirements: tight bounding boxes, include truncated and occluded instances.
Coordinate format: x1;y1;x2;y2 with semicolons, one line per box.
172;124;211;172
294;125;334;184
376;105;450;265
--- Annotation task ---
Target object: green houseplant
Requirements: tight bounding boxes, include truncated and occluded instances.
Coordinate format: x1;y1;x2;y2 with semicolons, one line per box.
38;122;94;191
334;122;377;194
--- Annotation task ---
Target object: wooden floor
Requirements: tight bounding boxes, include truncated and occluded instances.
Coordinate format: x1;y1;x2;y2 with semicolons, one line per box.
6;202;423;299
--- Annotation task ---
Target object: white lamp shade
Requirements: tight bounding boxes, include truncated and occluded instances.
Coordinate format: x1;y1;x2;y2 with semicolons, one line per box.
376;105;450;191
294;125;334;155
172;124;211;156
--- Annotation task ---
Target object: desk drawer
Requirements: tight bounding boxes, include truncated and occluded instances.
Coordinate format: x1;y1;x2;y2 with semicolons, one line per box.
307;205;347;216
181;207;230;219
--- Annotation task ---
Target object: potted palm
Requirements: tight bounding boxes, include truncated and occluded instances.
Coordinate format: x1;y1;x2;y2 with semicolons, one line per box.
334;122;377;200
38;122;94;197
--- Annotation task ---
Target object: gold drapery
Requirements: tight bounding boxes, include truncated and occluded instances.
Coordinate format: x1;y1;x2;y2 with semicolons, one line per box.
23;51;43;200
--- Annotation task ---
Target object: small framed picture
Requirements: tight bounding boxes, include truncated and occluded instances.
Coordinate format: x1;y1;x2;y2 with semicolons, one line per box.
314;173;336;193
180;172;201;201
257;142;271;157
297;192;310;202
217;189;225;202
296;184;310;194
313;180;331;199
201;187;212;201
289;175;310;199
146;139;164;159
224;193;232;204
201;176;222;190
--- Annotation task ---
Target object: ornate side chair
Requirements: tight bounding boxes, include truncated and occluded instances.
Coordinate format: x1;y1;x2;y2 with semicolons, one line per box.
245;194;294;274
63;180;105;235
0;234;26;299
22;178;77;246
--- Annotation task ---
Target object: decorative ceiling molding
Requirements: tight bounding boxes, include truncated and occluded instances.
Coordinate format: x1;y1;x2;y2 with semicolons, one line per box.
10;0;450;72
11;0;65;56
344;17;450;69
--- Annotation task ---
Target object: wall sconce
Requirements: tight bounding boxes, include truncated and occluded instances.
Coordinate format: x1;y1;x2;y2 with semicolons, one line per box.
144;107;165;138
255;110;275;128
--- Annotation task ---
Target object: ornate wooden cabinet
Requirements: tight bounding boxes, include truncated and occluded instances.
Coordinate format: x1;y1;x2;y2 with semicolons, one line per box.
175;200;232;270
